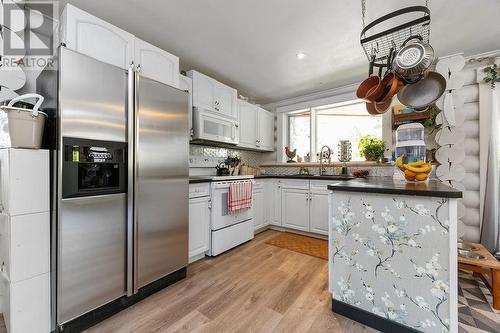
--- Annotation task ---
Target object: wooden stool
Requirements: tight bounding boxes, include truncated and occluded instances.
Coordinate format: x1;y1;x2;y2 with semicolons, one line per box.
457;242;500;310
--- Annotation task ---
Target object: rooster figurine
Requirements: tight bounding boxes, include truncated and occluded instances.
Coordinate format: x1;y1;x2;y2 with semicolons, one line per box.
285;146;297;163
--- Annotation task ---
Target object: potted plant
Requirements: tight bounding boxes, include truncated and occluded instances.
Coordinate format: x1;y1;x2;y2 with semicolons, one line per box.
483;64;499;89
358;135;386;162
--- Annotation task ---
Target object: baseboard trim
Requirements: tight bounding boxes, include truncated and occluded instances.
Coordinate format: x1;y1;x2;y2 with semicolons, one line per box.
57;267;187;333
332;299;421;333
188;252;206;264
268;226;328;240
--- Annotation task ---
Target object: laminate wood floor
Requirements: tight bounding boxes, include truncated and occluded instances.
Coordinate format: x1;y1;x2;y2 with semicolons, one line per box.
81;230;377;333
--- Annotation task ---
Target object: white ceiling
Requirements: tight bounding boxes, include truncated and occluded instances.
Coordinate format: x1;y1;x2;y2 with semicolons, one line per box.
60;0;500;104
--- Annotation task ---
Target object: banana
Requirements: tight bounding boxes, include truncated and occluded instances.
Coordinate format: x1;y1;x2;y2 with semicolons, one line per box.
404;163;432;174
406;160;425;167
396;154;405;171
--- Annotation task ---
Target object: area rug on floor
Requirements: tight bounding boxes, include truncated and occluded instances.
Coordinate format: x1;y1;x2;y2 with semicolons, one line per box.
265;232;328;260
458;270;500;332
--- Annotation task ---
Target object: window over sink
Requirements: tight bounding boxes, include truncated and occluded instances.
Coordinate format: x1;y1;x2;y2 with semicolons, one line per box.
284;100;384;162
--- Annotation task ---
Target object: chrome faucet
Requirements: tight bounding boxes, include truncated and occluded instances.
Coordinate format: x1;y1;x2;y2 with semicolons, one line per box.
319;145;332;175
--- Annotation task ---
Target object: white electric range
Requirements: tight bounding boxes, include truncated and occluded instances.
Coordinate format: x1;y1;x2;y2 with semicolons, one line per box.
204;175;255;256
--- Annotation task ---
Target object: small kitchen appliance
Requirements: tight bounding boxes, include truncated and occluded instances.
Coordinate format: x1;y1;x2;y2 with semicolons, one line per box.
395;123;431;182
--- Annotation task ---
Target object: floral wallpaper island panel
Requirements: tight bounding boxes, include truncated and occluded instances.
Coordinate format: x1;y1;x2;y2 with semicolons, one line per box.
329;192;455;333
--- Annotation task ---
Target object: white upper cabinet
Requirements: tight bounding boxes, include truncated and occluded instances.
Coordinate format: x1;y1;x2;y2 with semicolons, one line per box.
187;70;237;119
216;82;237;118
189;70;216;111
258;108;274;151
179;75;193;138
60;4;180;87
60;4;134;69
238;100;258;148
237;100;274;151
135;39;179;87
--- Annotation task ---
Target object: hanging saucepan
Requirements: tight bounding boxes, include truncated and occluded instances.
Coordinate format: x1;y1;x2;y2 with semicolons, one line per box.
356;76;382;102
397;71;446;109
363;72;403;114
393;35;435;84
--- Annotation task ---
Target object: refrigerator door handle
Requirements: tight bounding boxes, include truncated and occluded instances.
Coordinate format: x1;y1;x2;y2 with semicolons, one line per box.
126;62;136;296
133;69;140;295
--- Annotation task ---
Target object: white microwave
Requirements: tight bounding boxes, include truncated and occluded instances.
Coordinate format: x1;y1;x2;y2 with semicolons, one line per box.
192;107;239;145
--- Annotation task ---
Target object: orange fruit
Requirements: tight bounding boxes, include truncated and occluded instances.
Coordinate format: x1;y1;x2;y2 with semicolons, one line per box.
405;175;415;181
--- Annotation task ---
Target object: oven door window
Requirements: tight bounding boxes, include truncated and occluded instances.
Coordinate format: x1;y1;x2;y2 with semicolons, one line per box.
78;163;120;191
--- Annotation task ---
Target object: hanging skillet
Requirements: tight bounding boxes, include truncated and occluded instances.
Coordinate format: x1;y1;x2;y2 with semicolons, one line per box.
397;71;446;109
393;35;435;84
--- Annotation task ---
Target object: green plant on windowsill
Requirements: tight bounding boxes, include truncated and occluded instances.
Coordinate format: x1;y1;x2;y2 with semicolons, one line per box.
358;135;385;162
483;64;500;89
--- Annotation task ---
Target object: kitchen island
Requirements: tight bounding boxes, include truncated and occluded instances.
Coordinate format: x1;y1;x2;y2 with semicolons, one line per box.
328;178;462;333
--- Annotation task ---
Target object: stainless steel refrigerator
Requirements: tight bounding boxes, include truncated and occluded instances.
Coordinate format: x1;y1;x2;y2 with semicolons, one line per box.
38;47;188;330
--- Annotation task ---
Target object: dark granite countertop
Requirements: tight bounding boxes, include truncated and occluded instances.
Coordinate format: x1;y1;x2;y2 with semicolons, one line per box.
189;174;356;183
189;175;462;198
326;178;462;198
255;174;357;181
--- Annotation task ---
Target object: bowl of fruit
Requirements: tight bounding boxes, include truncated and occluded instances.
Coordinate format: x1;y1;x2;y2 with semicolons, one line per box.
396;154;432;182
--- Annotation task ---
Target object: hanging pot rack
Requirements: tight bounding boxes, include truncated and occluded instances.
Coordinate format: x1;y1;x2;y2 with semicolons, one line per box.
360;6;431;76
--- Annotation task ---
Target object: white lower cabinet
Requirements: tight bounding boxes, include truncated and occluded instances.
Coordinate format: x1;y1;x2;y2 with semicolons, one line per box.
281;187;310;232
270;180;282;226
188;184;210;263
309;189;330;235
188;197;210;263
278;180;331;235
253;180;266;231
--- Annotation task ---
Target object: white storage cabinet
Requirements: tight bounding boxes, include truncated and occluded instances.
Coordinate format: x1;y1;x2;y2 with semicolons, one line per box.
187;70;238;120
269;180;282;226
60;4;180;87
253;180;270;231
134;39;179;87
237;100;274;151
179;75;193;139
60;4;134;69
309;181;330;235
0;149;51;333
281;180;310;232
279;179;330;235
188;183;211;263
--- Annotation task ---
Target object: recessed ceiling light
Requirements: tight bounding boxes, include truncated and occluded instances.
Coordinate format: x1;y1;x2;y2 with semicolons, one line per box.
296;52;306;60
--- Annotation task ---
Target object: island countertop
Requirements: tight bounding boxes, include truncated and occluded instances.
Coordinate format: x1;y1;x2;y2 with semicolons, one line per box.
327;178;462;198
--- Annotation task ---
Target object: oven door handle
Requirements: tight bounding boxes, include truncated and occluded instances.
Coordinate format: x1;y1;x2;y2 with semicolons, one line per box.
213;183;230;189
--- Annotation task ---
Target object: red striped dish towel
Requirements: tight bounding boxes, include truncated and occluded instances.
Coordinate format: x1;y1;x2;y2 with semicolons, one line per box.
228;181;253;212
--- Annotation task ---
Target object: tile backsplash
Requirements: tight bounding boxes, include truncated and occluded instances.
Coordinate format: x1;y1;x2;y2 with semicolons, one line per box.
189;144;263;175
261;166;395;177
